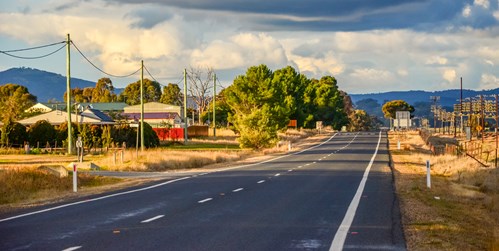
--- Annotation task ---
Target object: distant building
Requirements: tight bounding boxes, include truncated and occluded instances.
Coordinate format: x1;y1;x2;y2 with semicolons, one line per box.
25;102;66;113
123;102;182;128
76;102;128;114
17;108;115;126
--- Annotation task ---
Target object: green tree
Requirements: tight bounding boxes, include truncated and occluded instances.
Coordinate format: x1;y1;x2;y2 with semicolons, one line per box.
118;79;161;105
0;121;28;147
143;122;159;148
272;66;308;127
92;78;116;102
225;64;290;149
101;125;113;149
0;83;37;124
64;78;116;103
56;122;79;147
28;120;56;146
348;110;372;132
79;123;93;149
311;76;348;130
160;83;182;105
382;100;415;119
201;88;231;128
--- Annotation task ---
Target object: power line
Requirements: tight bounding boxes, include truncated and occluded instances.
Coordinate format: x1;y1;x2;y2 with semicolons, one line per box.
1;41;65;53
71;40;141;78
143;64;160;84
0;43;66;59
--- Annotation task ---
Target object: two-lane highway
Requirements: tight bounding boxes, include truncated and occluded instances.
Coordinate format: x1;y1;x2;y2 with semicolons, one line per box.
0;131;406;250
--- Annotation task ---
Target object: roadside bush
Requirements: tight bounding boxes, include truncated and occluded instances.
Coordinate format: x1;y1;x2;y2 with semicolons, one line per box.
28;120;56;147
1;121;28;147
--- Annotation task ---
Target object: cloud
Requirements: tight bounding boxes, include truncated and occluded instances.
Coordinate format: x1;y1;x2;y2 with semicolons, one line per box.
125;7;173;28
426;56;448;65
463;5;472;17
191;33;289;70
474;0;490;9
442;69;457;83
289;51;344;77
479;73;499;89
100;0;470;32
1;0;499;94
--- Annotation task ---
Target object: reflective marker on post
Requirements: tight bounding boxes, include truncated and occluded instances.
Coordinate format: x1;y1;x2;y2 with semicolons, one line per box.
73;163;77;192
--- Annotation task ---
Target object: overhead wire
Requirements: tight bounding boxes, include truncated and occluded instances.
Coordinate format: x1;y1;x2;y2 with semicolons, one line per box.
1;41;65;53
143;64;160;85
71;40;141;78
0;43;66;59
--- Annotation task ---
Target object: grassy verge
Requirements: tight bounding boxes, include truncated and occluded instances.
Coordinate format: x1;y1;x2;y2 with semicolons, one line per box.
0;168;121;205
389;131;499;250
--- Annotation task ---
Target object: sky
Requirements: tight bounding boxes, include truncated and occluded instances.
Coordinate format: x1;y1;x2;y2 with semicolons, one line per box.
1;0;499;94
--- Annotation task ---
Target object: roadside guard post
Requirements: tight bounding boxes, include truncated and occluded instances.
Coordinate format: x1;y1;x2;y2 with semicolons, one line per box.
73;163;77;192
426;160;431;189
76;136;83;162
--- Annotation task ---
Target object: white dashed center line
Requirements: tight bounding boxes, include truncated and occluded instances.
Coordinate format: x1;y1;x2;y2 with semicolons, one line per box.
257;180;265;184
62;246;82;251
141;215;164;223
232;188;244;192
275;173;281;177
198;198;213;204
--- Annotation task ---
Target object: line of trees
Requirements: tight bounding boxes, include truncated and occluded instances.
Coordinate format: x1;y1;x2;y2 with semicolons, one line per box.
0;120;159;151
1;65;381;151
202;65;352;149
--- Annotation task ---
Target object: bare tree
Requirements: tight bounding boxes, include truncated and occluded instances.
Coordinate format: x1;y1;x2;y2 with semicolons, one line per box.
187;66;214;124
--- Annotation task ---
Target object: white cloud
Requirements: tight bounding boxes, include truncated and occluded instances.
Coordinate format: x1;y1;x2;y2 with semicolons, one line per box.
1;0;499;93
191;33;288;70
479;73;499;89
474;0;490;9
350;68;394;82
426;56;448;65
462;5;472;17
397;69;408;77
290;51;344;77
442;69;457;83
494;10;499;20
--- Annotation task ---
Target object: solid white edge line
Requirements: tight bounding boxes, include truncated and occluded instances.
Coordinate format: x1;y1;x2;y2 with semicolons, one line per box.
1;132;340;223
198;198;213;203
0;176;191;223
141;215;165;223
232;188;244;192
329;131;382;251
62;246;82;251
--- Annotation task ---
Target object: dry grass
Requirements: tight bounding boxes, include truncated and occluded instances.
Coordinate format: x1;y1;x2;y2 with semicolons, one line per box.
0;168;121;205
97;149;249;171
389;131;499;250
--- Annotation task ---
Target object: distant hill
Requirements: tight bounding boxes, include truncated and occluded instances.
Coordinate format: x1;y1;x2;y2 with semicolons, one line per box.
350;89;499;108
350;89;499;126
0;67;96;102
0;67;124;102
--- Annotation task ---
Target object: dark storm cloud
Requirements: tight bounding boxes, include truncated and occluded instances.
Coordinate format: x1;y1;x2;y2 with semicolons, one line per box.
103;0;473;31
125;8;173;28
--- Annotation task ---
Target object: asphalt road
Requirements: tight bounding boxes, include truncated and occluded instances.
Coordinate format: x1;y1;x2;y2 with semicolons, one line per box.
0;131;406;251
